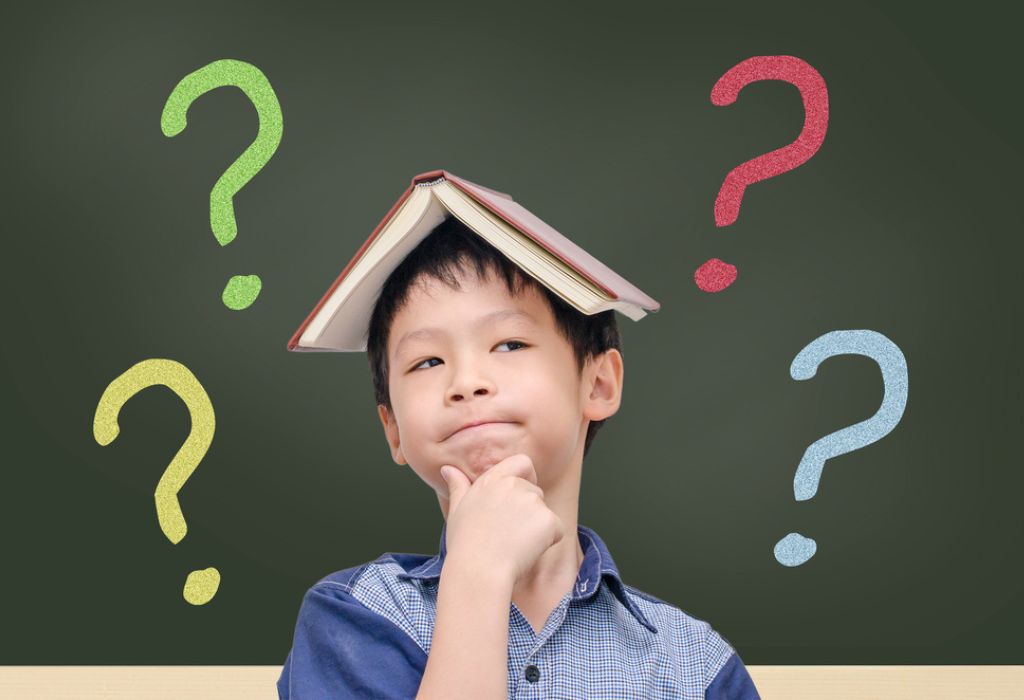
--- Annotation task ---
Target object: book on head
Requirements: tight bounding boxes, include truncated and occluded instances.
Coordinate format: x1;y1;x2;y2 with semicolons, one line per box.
287;169;661;353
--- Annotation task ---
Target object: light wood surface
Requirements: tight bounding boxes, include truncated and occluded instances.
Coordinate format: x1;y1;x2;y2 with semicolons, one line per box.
750;666;1024;699
0;665;1021;698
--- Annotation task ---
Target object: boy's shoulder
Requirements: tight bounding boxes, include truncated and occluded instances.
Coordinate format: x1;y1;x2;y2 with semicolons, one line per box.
309;550;439;621
303;550;440;654
615;582;762;696
278;553;437;700
618;581;739;677
312;551;433;592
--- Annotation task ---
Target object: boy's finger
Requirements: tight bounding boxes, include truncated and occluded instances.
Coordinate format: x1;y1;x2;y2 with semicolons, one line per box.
440;465;468;510
498;453;537;485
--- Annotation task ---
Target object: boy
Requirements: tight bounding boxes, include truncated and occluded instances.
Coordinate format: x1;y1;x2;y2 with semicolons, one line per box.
278;214;762;699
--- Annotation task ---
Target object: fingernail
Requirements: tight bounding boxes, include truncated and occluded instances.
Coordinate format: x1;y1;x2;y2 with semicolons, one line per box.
440;466;450;483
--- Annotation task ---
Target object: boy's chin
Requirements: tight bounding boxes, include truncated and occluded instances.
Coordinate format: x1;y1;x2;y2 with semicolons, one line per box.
452;441;523;476
460;458;501;482
454;451;518;483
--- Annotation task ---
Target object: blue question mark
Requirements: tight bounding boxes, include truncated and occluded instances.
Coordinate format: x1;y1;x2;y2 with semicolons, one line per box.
774;329;909;567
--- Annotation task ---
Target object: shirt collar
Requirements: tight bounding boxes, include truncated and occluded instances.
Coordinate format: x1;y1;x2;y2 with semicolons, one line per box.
396;521;658;634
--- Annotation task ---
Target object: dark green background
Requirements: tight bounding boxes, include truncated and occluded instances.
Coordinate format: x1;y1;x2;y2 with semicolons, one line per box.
2;0;1021;665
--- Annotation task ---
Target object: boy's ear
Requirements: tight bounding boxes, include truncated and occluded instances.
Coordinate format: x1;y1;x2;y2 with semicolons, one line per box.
582;348;624;422
377;404;406;465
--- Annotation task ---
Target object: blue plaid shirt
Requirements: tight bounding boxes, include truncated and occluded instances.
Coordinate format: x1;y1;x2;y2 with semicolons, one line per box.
278;522;761;699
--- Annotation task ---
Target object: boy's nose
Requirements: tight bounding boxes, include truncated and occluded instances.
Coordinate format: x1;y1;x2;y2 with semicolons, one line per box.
446;369;497;403
447;384;491;402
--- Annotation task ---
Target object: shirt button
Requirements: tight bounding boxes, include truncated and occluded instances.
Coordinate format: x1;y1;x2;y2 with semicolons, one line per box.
524;664;541;683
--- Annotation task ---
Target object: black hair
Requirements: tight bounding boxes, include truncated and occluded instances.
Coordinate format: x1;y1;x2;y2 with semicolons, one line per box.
366;215;622;459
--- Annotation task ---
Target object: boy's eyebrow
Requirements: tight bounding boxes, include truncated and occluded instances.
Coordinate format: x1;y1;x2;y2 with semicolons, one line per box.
394;308;537;358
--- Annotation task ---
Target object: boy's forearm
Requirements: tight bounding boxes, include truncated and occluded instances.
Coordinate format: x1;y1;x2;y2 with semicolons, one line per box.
415;554;514;700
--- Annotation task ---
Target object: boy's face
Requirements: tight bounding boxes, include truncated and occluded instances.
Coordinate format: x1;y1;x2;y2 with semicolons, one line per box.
377;266;622;511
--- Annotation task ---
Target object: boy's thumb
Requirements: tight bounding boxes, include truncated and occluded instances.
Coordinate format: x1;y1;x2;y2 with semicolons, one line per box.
440;465;465;496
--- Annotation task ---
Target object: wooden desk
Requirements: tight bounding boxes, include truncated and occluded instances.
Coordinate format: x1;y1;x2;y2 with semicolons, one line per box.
1;665;1022;698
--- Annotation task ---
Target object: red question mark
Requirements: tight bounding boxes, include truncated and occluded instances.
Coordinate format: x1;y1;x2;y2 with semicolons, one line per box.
695;55;829;293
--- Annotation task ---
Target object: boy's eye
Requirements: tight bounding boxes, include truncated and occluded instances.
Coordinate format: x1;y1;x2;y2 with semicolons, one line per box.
408;340;528;372
411;357;441;372
496;339;528;353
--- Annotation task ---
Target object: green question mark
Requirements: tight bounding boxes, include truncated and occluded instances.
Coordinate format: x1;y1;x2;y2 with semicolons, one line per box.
161;59;283;310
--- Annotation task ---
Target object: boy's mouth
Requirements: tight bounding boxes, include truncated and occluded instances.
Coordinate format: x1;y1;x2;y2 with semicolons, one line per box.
447;420;513;439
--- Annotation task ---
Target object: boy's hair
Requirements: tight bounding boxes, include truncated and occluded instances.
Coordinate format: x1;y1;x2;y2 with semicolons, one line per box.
366;215;622;459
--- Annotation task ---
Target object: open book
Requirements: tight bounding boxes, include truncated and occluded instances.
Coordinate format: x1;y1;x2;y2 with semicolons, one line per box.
288;169;660;352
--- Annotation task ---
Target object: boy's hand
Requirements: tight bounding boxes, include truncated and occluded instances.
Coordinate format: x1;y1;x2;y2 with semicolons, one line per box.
440;454;565;588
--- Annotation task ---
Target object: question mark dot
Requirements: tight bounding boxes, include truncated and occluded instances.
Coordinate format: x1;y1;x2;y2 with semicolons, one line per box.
222;274;262;310
694;258;737;292
774;532;817;567
183;567;221;605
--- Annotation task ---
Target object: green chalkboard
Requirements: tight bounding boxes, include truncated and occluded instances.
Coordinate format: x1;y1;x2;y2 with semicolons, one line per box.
3;0;1021;667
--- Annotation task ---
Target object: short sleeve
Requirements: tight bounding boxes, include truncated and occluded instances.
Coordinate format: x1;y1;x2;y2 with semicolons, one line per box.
277;583;429;700
705;651;762;700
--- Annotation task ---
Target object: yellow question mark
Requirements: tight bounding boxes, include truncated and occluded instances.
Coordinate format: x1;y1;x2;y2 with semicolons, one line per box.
93;358;220;605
